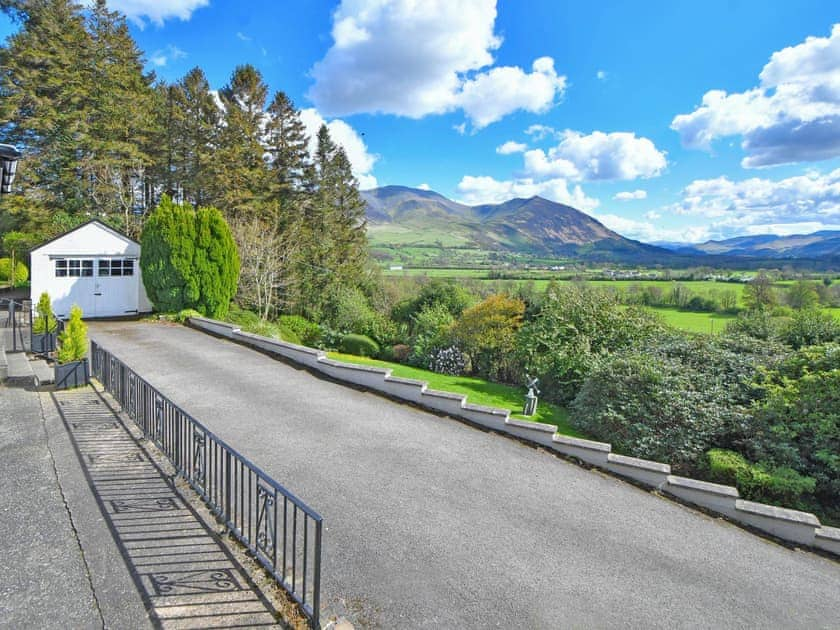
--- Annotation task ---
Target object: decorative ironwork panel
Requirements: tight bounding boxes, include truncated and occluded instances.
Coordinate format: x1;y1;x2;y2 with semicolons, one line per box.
192;428;206;489
256;484;276;556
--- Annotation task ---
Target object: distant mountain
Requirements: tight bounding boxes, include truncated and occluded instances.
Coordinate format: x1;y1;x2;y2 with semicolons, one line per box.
362;186;675;263
672;231;840;259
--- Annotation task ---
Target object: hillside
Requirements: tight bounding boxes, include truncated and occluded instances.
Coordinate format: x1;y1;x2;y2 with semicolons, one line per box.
670;231;840;259
362;186;673;263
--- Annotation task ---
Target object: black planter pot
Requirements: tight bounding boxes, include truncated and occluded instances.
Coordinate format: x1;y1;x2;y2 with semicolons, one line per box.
31;331;57;355
54;358;89;390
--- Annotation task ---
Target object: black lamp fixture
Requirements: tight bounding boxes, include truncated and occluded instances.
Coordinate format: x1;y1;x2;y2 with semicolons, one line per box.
0;143;22;194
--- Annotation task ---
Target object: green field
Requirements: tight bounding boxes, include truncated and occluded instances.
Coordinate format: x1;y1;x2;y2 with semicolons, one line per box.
646;307;737;334
327;352;583;437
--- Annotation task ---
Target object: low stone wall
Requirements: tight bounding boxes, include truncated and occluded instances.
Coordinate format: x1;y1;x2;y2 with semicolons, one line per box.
188;316;840;557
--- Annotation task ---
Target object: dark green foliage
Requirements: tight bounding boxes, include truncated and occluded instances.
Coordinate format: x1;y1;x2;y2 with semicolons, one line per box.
278;315;322;346
407;303;455;367
778;308;840;349
140;196;239;318
392;280;476;324
726;309;782;340
56;304;87;364
321;285;397;346
570;333;784;471
517;284;665;403
340;333;380;358
705;449;816;508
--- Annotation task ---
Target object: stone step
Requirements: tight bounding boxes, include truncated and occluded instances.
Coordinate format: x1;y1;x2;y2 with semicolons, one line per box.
4;350;34;385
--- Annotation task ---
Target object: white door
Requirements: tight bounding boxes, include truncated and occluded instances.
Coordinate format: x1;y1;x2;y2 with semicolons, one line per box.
94;258;139;317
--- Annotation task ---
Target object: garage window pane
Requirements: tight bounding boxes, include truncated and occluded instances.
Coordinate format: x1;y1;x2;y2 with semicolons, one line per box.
68;260;80;277
55;260;67;277
81;260;93;277
122;259;134;276
98;259;110;276
110;259;122;276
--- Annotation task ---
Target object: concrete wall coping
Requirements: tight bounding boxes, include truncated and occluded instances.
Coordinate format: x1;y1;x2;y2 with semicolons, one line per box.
735;499;821;527
318;357;391;375
462;402;509;417
666;475;740;497
816;526;840;542
552;434;612;453
422;389;467;402
507;418;557;434
191;316;239;329
608;453;671;474
384;375;428;387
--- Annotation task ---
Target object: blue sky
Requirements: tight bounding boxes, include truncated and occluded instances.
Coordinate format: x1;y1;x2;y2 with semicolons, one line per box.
3;0;840;243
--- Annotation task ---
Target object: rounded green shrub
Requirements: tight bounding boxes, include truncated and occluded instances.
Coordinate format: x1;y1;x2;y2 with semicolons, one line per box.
278;314;322;346
340;333;380;357
0;258;29;284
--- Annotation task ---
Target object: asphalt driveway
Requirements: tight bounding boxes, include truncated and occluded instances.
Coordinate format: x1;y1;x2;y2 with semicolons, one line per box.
88;321;840;629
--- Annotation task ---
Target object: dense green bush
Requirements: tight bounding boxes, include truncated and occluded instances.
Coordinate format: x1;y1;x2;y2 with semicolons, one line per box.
408;303;455;367
322;285;398;346
518;285;664;403
278;314;322;346
451;294;524;382
778;308;840;349
705;449;816;507
0;257;28;285
140;196;239;318
391;280;475;324
726;309;782;340
56;305;87;364
340;333;380;357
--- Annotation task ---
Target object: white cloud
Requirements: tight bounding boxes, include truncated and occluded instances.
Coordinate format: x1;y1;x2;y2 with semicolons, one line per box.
236;32;251;42
525;124;557;141
457;57;567;128
456;175;599;211
672;23;840;167
591;213;712;243
417;183;431;190
299;108;378;189
107;0;208;27
149;44;186;67
308;0;566;129
596;70;607;81
496;141;527;155
524;130;667;181
644;210;661;220
613;189;647;201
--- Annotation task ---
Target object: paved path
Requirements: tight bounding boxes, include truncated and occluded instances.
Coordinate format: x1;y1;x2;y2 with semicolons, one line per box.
90;321;840;630
1;380;284;629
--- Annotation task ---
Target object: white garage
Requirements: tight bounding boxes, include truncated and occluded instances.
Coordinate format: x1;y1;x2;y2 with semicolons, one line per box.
30;220;153;319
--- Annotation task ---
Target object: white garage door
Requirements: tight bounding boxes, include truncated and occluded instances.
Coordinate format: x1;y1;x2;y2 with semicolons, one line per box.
52;257;138;318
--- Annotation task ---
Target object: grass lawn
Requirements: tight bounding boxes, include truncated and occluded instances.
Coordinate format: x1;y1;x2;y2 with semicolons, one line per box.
327;352;585;438
646;306;738;334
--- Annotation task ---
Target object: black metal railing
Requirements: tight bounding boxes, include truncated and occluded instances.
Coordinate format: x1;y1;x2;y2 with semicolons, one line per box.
91;340;323;627
0;297;31;351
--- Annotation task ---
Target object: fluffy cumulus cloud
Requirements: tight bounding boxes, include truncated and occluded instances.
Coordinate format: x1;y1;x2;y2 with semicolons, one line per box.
591;213;714;244
654;168;840;239
523;131;666;181
299;108;378;189
613;189;647;201
672;24;840;167
456;175;599;211
496;141;527;155
308;0;566;129
107;0;208;26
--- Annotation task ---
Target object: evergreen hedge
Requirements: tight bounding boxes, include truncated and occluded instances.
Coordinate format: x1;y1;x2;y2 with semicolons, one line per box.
140;196;239;318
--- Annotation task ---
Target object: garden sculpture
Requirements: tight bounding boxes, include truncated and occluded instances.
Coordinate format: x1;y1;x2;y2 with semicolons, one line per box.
523;374;540;416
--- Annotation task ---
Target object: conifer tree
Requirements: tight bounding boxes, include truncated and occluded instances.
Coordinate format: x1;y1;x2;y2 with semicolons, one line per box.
265;91;310;231
210;64;271;219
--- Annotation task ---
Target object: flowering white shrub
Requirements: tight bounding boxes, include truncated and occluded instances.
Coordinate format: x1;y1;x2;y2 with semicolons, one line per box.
428;346;468;376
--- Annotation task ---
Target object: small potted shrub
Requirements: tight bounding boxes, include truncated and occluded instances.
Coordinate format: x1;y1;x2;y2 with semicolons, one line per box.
54;304;89;389
31;292;58;355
